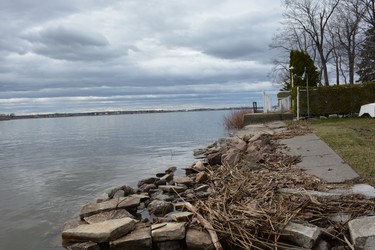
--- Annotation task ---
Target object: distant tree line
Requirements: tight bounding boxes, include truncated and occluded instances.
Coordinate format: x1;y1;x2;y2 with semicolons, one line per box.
271;0;375;90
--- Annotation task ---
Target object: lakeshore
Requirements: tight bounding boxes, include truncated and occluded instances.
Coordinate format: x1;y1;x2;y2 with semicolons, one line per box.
0;107;253;121
61;121;375;249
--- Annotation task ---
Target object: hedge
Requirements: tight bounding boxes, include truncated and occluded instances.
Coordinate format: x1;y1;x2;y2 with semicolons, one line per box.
294;83;375;116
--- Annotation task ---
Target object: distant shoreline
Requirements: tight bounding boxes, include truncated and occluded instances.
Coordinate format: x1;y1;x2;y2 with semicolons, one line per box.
0;107;256;121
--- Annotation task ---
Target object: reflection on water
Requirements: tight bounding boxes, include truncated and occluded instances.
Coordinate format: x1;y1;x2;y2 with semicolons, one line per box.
0;110;229;249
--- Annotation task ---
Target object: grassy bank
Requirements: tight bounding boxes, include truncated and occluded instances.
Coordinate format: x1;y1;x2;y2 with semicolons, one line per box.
310;117;375;185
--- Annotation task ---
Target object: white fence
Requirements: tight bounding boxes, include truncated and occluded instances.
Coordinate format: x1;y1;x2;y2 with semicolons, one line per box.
278;96;291;112
263;92;273;113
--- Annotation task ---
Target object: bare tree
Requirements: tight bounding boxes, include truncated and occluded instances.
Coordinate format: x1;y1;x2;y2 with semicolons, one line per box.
328;0;364;84
360;0;375;27
333;0;365;84
281;0;341;86
270;20;316;85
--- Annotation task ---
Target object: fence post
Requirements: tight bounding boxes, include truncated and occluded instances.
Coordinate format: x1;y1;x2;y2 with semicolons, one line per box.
297;87;300;120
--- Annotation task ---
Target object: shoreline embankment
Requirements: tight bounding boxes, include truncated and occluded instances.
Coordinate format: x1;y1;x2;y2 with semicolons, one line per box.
61;121;375;250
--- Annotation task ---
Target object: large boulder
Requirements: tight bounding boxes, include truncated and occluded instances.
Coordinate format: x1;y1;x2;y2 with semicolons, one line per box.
110;225;152;250
138;177;159;188
80;197;140;219
222;148;241;167
147;200;173;216
158;185;187;193
107;185;135;199
207;152;222;166
151;222;186;242
185;228;214;250
83;209;134;224
62;218;137;243
195;172;209;184
175;176;194;186
281;222;321;248
192;161;205;171
348;216;375;250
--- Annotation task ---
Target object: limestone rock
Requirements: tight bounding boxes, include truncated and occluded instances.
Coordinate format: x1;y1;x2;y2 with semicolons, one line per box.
80;197;140;219
169;211;194;222
62;218;137;243
246;144;258;153
330;213;351;223
184;167;199;175
67;241;99;250
175;176;194;186
281;222;321;248
348;216;375;250
110;225;152;250
147;200;173;216
156;172;166;177
233;139;247;151
207;152;222;166
165;166;177;174
313;240;330;250
351;184;375;199
222;148;241;167
248;134;261;143
63;220;88;231
185;228;214;250
138;177;159;187
159;174;174;183
83;209;134;224
112;189;125;198
151;222;186;242
193;161;205;171
158;185;186;193
66;241;99;250
130;193;150;202
155;240;181;250
195;172;208;183
140;183;157;192
151;193;174;202
107;185;135;199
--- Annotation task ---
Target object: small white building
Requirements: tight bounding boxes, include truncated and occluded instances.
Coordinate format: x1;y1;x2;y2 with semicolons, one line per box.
359;103;375;118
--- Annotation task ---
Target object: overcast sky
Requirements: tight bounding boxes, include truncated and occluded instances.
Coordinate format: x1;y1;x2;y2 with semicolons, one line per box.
0;0;283;114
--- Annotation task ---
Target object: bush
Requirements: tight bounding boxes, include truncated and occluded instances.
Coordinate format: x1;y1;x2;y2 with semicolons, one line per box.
224;109;253;129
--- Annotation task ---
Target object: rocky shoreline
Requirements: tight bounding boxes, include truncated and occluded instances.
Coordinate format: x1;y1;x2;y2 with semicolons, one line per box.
61;122;375;250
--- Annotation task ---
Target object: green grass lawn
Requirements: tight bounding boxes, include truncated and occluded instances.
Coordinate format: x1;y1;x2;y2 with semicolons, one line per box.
310;117;375;185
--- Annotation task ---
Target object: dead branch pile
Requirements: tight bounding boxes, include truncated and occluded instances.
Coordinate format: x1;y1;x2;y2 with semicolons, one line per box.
191;125;375;249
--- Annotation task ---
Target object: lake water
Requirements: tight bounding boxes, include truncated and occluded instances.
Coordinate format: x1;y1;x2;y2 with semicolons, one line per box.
0;110;231;250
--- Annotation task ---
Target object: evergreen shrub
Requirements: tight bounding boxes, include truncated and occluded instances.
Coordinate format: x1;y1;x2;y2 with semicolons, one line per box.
294;84;375;116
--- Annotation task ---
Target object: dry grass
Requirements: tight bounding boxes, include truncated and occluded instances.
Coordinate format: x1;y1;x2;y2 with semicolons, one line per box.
224;109;253;129
311;117;375;185
189;123;375;249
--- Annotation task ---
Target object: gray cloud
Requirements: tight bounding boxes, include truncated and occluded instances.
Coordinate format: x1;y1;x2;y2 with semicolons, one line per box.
22;26;124;61
0;0;283;114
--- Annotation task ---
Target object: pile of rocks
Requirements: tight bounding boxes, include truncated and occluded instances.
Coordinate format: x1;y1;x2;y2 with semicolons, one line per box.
62;159;221;250
62;126;375;250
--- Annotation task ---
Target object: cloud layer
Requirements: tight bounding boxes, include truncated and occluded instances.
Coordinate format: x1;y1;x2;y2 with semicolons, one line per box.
0;0;282;114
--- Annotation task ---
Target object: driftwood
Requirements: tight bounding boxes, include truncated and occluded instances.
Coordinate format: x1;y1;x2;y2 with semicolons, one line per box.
187;122;375;249
183;202;223;250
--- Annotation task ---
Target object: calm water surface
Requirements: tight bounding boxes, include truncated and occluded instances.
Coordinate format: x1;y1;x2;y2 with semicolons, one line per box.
0;110;230;250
